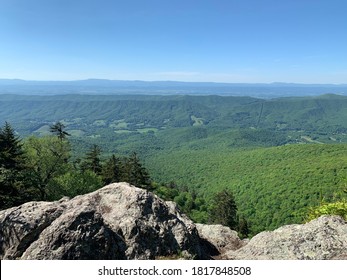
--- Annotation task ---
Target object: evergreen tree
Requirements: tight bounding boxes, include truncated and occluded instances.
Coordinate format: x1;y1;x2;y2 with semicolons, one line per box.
101;154;122;185
0;122;25;170
81;144;102;175
50;122;70;141
209;189;238;230
238;216;250;238
0;122;27;209
122;152;151;189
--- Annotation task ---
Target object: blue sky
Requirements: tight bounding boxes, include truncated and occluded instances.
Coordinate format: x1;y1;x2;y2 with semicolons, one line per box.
0;0;346;83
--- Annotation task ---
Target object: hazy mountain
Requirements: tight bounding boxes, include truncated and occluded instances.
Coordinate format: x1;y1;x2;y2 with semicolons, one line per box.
0;79;346;97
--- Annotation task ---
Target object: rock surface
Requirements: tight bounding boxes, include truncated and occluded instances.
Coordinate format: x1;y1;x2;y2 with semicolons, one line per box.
225;215;347;260
195;224;247;258
1;183;346;260
0;183;203;260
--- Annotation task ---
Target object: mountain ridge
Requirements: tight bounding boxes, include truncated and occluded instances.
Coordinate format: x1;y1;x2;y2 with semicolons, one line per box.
1;78;347;87
1;79;346;98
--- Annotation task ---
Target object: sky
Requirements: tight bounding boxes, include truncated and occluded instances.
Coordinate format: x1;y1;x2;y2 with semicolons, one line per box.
0;0;346;83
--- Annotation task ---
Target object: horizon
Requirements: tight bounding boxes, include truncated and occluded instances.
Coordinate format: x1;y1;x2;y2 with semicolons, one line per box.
1;0;347;84
0;77;347;86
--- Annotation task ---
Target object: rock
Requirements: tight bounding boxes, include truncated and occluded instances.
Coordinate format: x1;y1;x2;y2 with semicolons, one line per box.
0;183;204;260
0;200;67;259
1;183;346;260
195;224;247;258
225;215;347;260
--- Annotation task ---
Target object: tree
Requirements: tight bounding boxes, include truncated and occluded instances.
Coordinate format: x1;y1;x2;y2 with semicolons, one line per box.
0;122;25;170
238;216;250;238
52;170;103;199
101;154;122;185
50;121;70;141
0;122;27;209
23;136;71;200
122;152;151;189
81;144;102;175
209;189;238;230
305;201;347;222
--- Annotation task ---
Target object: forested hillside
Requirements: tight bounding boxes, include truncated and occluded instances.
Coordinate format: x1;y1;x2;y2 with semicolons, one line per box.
146;144;347;233
1;93;347;235
1;94;347;145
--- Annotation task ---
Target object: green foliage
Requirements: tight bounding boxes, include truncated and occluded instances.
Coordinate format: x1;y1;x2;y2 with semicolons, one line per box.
99;152;152;190
121;152;151;190
1;123;156;207
2;93;347;236
209;189;238;230
237;216;250;238
0;122;28;209
81;144;102;174
151;182;208;223
306;201;347;221
52;170;103;199
101;154;122;185
0;122;25;170
152;182;179;201
174;192;195;213
23;136;71;200
50;121;71;141
2;94;347;146
147;144;347;234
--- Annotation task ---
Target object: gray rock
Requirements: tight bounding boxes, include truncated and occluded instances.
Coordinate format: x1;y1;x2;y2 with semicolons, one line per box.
0;183;203;260
226;215;347;260
0;200;66;259
1;183;346;260
195;224;247;258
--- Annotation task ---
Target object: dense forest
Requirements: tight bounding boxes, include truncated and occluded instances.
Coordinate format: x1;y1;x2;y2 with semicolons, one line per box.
1;93;347;236
0;122;248;235
1;94;347;141
147;144;347;233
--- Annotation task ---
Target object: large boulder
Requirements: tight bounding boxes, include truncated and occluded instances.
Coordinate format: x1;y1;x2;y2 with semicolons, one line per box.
0;199;67;259
1;183;346;260
0;183;204;260
195;224;247;258
225;215;347;260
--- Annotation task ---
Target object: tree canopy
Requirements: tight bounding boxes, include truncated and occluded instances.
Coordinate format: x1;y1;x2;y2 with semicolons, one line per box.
0;122;27;208
209;189;238;230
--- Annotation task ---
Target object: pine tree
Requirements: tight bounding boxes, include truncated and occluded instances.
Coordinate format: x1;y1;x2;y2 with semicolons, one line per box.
0;122;25;170
238;216;250;238
209;189;238;230
50;122;70;141
122;152;151;189
81;145;102;175
0;122;26;209
101;154;122;185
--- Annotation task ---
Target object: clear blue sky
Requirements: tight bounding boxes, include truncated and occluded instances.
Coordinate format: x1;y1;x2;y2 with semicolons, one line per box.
0;0;346;83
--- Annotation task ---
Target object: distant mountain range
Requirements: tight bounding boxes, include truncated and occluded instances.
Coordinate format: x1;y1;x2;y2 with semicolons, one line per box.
0;78;347;97
1;78;346;87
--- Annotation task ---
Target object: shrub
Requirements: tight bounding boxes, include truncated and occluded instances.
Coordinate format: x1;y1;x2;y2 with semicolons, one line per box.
306;200;347;222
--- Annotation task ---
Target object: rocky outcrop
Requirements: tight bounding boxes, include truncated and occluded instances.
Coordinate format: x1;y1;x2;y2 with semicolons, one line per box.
1;183;346;260
0;183;203;260
196;224;247;258
225;215;347;260
0;199;68;259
